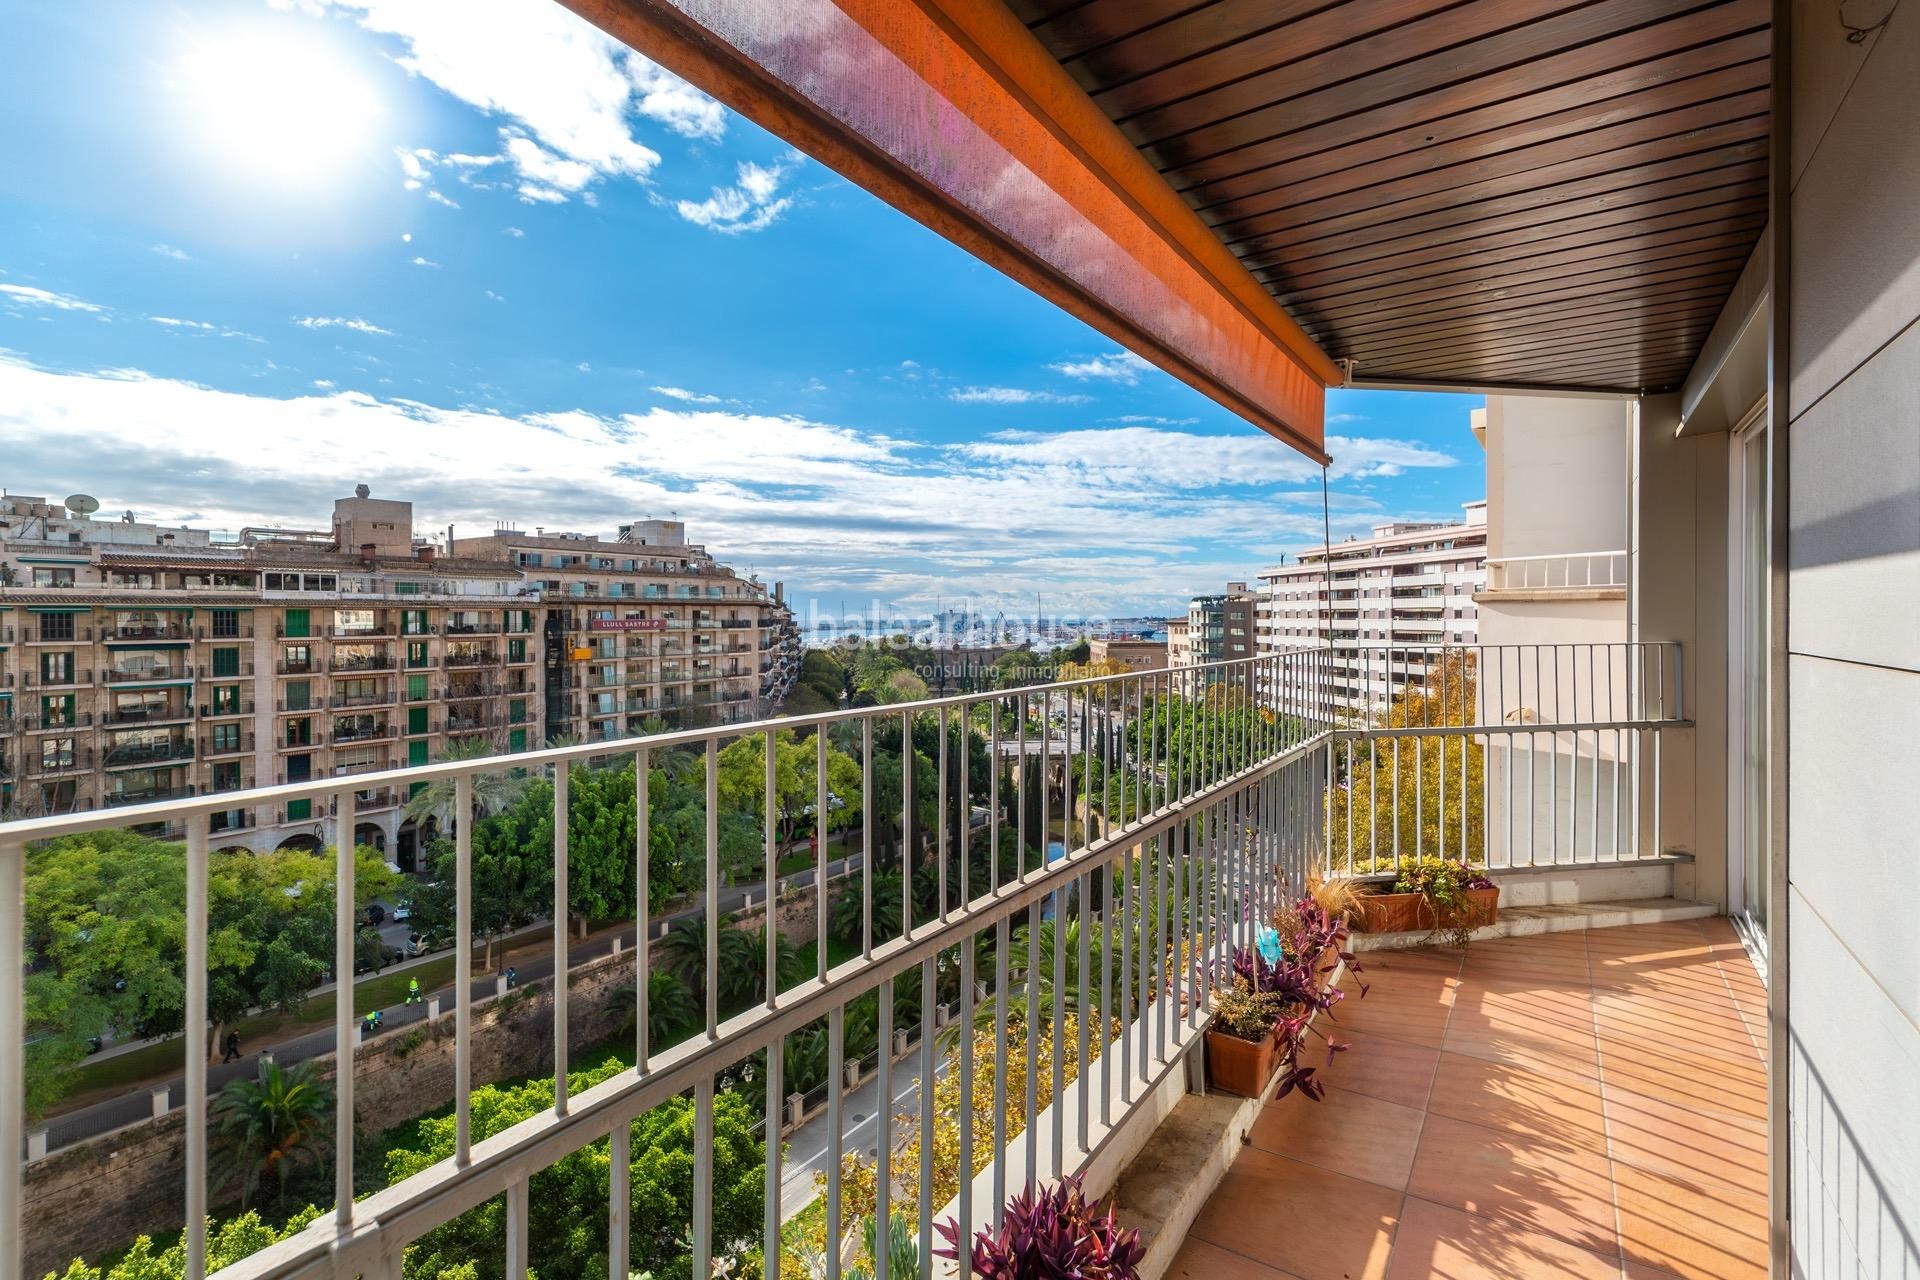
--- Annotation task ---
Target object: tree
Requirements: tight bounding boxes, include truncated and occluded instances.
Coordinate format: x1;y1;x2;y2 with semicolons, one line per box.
442;794;554;971
211;1060;332;1210
389;1056;765;1280
1325;649;1485;865
401;736;530;832
716;730;863;852
656;915;760;1008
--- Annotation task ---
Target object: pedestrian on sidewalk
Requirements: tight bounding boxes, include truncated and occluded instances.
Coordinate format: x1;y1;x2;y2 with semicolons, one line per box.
222;1031;241;1064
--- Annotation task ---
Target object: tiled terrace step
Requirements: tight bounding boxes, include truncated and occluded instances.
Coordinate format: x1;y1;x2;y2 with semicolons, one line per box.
1348;895;1719;952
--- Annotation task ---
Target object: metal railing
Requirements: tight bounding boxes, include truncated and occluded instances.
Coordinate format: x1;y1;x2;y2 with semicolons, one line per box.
0;641;1687;1280
0;650;1337;1280
1319;642;1686;872
1486;549;1628;592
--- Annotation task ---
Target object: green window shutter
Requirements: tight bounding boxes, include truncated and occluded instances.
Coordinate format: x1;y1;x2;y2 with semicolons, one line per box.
509;638;526;663
286;680;310;711
283;609;309;639
407;673;429;701
509;698;527;725
407;641;429;668
286;798;311;822
408;739;429;767
509;728;527;753
212;647;239;677
408;705;429;735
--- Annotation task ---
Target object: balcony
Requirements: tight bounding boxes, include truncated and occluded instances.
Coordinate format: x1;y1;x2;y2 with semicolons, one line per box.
102;665;192;684
331;653;397;674
20;712;92;732
442;651;499;667
21;668;92;688
194;621;255;640
99;704;193;728
331;721;395;744
1486;551;1630;595
26;625;92;644
104;783;195;807
443;620;503;635
443;683;504;701
329;690;397;709
102;739;195;768
199;732;255;758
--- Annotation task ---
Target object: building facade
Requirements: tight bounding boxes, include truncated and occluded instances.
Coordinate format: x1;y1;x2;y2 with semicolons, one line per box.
1086;637;1167;672
1256;502;1486;717
0;491;797;860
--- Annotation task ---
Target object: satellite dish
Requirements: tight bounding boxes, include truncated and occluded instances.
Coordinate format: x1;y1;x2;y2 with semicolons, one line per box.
65;494;99;516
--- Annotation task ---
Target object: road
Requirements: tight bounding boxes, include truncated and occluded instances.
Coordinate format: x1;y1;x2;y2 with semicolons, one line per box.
40;848;868;1153
778;1045;950;1220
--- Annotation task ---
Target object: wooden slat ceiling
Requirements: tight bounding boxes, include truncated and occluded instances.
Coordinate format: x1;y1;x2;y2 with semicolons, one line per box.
1010;0;1771;393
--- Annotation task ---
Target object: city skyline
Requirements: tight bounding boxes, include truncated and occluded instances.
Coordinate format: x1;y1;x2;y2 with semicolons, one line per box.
1;0;1483;617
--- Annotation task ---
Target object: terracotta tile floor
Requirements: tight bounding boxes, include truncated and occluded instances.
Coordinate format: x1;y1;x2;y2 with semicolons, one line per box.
1167;919;1770;1280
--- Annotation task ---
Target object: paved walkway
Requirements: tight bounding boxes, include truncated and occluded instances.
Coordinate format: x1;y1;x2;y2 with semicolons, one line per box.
1168;918;1769;1280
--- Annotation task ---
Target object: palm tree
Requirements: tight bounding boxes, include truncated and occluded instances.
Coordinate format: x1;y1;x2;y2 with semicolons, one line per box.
657;915;761;1008
755;925;806;993
402;736;528;833
614;969;702;1050
211;1060;331;1209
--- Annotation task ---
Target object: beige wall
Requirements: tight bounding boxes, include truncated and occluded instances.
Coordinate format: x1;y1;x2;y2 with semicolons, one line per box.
1782;1;1920;1269
1629;395;1729;908
1483;395;1631;562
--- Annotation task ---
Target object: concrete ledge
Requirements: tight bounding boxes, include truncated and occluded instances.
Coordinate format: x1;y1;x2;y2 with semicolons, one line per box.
1350;897;1720;952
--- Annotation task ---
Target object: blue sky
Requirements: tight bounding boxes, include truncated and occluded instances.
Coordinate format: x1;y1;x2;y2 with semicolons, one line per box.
0;0;1483;619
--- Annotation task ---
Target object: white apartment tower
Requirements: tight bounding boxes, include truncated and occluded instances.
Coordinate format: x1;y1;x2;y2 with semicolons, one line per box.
1256;502;1486;717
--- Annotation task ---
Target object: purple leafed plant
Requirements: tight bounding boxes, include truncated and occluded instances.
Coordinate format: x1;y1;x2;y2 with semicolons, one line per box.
934;1174;1146;1280
1224;895;1368;1101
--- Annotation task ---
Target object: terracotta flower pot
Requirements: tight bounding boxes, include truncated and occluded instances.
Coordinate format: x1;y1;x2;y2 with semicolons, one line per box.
1355;885;1500;933
1205;1029;1279;1098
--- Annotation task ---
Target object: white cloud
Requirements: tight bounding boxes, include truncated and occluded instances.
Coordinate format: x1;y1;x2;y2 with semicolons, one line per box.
151;244;192;261
948;386;1091;406
0;354;1452;613
676;152;803;234
292;315;393;336
483;289;506;302
0;284;104;313
577;362;591;373
425;189;460;209
298;0;716;202
1049;351;1152;384
312;379;336;389
149;315;262;342
1106;414;1199;426
504;226;525;238
651;385;721;405
957;426;1455;483
410;256;440;268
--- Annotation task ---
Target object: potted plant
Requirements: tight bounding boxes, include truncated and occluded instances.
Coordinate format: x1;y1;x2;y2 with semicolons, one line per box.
935;1174;1144;1280
1229;896;1366;1100
1204;976;1286;1097
1353;858;1498;946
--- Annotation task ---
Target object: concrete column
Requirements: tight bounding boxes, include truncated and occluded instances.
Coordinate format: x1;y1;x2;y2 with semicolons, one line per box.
427;996;442;1019
844;1060;861;1089
1631;393;1730;904
27;1130;47;1161
151;1087;170;1119
609;935;621;957
893;1029;910;1057
786;1092;806;1129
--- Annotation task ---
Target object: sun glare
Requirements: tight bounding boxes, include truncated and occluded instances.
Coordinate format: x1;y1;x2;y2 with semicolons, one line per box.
172;24;385;191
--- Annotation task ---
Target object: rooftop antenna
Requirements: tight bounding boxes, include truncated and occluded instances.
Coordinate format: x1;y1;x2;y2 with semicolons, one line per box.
64;494;99;518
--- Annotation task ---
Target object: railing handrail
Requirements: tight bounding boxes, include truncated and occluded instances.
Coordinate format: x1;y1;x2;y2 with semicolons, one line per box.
1486;548;1627;564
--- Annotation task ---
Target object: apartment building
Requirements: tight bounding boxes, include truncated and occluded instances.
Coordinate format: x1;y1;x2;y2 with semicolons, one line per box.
450;520;782;745
0;491;796;860
1086;637;1167;672
1256;502;1486;717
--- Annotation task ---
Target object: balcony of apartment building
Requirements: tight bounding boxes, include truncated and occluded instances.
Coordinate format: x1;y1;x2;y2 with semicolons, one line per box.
329;683;397;710
98;692;193;730
11;1;1920;1277
102;766;193;807
326;612;401;639
331;646;396;674
100;658;193;685
331;715;395;745
198;727;255;759
442;644;499;668
193;616;255;641
442;616;503;636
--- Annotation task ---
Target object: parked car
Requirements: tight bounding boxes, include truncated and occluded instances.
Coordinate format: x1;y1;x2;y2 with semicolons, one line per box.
365;903;386;926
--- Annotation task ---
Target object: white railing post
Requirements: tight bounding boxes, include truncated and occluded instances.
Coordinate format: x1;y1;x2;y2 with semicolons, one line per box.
0;839;22;1280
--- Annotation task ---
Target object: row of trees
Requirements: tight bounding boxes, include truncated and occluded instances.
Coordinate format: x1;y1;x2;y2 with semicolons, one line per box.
23;833;399;1114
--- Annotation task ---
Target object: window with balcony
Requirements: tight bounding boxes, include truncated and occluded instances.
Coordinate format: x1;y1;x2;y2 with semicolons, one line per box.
39;651;73;684
31;567;76;587
209;608;241;638
406;673;429;702
285;797;311;822
335;608;376;635
407;641;429;669
407;705;429;735
401;609;431;635
211;646;240;678
41;738;75;770
40;694;74;727
211;761;242;792
37;613;76;642
282;644;312;674
285;754;312;784
285;717;313;748
210;723;242;754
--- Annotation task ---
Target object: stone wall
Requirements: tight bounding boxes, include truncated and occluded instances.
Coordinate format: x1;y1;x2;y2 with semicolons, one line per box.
24;945;644;1280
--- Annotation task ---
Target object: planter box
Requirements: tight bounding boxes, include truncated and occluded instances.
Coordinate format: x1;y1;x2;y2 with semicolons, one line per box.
1205;1029;1279;1098
1355;885;1499;934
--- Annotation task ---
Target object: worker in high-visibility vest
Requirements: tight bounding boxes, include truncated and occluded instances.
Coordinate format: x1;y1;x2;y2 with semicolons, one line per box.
407;977;422;1005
